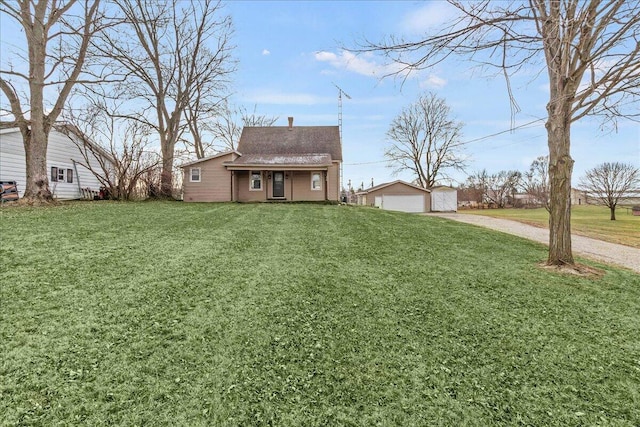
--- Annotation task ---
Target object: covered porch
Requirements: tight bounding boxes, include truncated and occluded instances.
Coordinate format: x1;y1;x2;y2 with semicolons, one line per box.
224;154;338;202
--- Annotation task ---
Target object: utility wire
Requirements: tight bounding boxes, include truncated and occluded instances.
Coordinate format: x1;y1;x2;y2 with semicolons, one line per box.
344;118;546;166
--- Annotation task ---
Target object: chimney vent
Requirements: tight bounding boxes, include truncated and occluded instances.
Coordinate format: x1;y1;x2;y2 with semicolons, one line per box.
288;116;293;130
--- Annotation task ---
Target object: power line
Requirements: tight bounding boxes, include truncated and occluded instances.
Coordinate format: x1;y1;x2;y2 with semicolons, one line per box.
343;118;546;166
345;160;387;166
456;118;545;146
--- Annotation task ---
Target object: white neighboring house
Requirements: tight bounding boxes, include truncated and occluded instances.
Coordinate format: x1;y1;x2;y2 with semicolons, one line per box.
0;124;113;200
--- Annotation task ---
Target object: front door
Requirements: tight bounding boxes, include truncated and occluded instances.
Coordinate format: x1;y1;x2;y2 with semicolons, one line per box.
273;171;285;198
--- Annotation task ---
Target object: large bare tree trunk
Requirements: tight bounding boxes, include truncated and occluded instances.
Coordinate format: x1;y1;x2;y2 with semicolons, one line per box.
23;126;53;200
160;147;175;198
1;0;102;203
541;1;578;266
546;109;574;265
19;0;53;201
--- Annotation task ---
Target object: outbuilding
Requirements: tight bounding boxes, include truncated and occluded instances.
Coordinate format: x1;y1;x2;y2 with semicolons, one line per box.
430;185;458;212
356;180;431;213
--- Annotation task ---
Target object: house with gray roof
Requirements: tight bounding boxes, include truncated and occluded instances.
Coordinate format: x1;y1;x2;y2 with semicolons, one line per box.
181;117;342;202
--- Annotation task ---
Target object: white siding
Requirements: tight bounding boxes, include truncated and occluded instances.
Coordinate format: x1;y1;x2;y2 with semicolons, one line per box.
0;128;111;200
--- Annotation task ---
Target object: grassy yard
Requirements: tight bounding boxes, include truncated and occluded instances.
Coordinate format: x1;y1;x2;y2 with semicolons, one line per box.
1;202;639;426
462;205;640;248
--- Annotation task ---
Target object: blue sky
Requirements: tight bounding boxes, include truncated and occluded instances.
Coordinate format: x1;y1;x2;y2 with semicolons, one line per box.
1;1;637;190
225;0;639;189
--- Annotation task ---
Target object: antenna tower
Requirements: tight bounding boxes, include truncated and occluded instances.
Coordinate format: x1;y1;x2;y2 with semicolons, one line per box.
333;83;351;143
333;83;351;197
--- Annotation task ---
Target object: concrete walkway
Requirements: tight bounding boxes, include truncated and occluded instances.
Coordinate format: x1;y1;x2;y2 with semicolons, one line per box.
427;213;640;274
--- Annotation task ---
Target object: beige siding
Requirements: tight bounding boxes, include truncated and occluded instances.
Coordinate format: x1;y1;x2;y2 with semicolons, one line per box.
290;170;324;201
182;153;236;202
327;163;340;201
365;182;431;212
236;171;267;202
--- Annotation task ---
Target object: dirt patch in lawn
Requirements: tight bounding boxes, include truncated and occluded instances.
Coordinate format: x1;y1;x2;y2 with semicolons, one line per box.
539;262;605;279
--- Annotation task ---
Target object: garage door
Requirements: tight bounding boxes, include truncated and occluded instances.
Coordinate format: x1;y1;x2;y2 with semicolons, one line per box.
381;194;425;213
431;191;457;211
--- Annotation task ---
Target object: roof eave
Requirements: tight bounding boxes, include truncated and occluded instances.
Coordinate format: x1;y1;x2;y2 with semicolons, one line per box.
225;163;332;171
180;150;241;168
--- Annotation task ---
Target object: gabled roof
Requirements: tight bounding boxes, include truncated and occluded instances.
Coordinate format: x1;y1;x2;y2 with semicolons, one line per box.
237;126;342;161
0;122;115;165
356;180;432;194
180;150;240;168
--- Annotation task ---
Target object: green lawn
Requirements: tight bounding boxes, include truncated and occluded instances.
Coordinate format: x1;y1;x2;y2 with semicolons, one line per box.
1;202;639;426
462;205;640;248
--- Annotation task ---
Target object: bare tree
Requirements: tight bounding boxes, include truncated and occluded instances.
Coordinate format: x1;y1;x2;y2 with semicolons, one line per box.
64;97;160;200
182;89;228;160
182;102;278;158
355;0;640;266
215;103;279;152
385;92;465;188
462;170;489;207
0;0;104;202
579;162;640;220
465;169;522;208
522;155;550;210
494;170;521;208
96;0;235;198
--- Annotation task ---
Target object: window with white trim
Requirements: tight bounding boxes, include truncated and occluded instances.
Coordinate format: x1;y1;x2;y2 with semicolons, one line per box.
250;172;262;190
50;167;74;183
190;167;201;182
311;172;322;191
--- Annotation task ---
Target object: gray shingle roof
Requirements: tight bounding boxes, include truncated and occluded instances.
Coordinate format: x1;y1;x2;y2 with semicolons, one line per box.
237;126;342;161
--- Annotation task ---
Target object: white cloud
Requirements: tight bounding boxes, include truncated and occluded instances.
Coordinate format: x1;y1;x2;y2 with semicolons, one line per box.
314;50;406;78
401;2;459;35
262;49;270;56
314;51;337;62
419;74;447;89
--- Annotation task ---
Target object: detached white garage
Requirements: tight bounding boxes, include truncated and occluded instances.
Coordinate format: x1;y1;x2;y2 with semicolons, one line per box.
431;186;458;212
357;180;431;213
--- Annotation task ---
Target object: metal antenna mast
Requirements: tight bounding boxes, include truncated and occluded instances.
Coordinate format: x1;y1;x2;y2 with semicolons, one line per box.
333;83;352;143
333;83;351;198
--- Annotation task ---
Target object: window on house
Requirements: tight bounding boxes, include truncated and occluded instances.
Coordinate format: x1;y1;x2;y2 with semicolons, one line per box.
311;172;322;191
190;167;201;182
250;172;262;190
50;167;72;183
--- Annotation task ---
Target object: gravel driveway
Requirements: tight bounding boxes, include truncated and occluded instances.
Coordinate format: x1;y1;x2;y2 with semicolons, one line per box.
427;213;640;274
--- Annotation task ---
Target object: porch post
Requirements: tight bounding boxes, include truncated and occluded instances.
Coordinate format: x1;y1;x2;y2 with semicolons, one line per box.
325;170;328;201
230;170;234;202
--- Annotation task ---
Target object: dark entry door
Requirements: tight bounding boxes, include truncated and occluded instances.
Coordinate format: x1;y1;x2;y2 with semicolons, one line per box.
273;171;285;198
